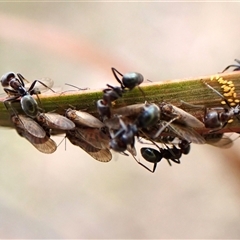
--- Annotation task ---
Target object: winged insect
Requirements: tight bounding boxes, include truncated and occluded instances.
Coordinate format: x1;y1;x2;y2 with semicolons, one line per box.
73;127;110;150
109;103;160;156
66;108;104;128
36;112;75;130
11;114;57;154
152;102;205;144
11;114;46;138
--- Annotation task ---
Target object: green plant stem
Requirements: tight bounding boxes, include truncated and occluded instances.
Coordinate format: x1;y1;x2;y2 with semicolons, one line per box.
1;71;240;134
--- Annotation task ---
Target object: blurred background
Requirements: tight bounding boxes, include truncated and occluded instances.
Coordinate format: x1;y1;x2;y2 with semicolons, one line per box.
0;2;240;238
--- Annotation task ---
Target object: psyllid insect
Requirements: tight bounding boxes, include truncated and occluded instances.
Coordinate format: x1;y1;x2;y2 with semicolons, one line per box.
11;114;46;138
66;108;104;128
36;112;76;130
11;114;57;154
66;129;112;162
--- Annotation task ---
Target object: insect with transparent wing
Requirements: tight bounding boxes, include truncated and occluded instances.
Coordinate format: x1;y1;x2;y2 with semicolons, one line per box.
151;102;206;144
36;112;75;131
66;128;112;162
11;114;57;154
66;108;105;128
109;103;160;157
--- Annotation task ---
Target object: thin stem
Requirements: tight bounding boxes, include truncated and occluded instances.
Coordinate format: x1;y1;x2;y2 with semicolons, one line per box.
1;71;240;134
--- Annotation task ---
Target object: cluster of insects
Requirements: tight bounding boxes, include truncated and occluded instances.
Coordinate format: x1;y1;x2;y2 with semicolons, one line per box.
1;59;239;173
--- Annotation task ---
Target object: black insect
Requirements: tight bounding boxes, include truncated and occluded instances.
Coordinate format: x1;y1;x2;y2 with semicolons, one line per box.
97;68;145;122
140;140;191;173
135;103;160;129
222;59;240;72
107;103;159;129
102;68;145;106
111;67;144;91
178;139;191;155
102;84;124;106
1;72;54;118
201;80;240;131
140;147;163;172
109;103;160;156
109;118;138;156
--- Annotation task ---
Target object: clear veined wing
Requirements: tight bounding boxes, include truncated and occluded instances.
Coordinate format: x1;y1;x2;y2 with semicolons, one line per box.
168;122;206;144
170;105;204;128
66;130;112;162
14;123;57;154
11;114;46;138
74;127;110;150
25;134;57;154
